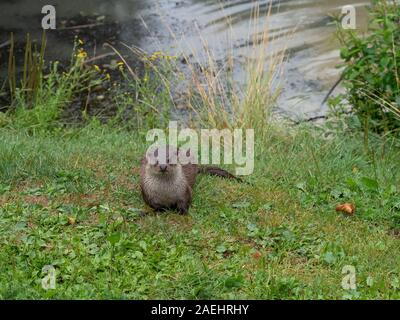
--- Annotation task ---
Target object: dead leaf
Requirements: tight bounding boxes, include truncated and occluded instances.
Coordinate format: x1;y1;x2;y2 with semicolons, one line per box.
252;251;262;259
335;203;356;216
68;217;76;225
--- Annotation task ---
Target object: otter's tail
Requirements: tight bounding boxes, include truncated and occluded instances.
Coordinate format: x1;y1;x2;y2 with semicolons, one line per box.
198;166;242;182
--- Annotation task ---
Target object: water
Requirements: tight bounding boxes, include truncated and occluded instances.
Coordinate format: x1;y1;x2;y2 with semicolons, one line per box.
136;0;370;119
0;0;370;118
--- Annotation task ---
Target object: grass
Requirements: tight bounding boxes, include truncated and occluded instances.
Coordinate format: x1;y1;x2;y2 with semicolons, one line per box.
1;122;400;299
1;1;399;300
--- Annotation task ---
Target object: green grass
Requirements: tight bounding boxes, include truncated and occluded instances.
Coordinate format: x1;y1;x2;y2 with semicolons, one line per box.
1;122;400;299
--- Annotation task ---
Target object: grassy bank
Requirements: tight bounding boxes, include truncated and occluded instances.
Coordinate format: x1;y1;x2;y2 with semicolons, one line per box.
0;123;399;299
1;0;399;300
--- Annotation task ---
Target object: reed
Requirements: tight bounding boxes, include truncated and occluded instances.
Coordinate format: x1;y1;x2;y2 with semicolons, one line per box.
7;31;47;106
118;1;286;133
4;33;103;131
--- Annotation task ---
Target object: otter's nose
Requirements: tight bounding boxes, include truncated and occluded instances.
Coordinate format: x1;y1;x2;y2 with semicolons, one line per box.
159;164;167;172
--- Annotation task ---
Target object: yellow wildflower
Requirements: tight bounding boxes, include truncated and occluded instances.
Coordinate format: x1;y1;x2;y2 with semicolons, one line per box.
94;65;101;72
150;51;163;61
76;48;87;60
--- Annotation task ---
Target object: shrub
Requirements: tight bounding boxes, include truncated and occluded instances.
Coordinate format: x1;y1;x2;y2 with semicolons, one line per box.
338;0;400;133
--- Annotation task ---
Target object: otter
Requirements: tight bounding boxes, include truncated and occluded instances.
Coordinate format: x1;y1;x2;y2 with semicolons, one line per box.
140;145;240;215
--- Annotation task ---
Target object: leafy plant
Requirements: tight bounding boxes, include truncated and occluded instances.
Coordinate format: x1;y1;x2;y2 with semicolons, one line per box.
6;34;104;132
110;47;174;129
337;0;400;133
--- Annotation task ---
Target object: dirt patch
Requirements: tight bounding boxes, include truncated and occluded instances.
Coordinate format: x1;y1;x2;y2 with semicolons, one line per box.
388;228;400;239
0;194;49;207
23;195;49;207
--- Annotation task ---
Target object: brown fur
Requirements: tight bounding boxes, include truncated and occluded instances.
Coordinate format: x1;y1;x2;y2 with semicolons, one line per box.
140;145;239;215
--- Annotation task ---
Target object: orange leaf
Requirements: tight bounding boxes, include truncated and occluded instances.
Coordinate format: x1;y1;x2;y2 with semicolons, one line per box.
335;203;356;216
252;251;262;259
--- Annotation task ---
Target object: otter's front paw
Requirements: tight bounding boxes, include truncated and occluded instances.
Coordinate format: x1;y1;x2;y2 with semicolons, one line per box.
177;202;189;215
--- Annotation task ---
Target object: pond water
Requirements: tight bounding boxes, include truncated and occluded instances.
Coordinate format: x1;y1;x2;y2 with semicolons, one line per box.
136;0;370;119
0;0;371;119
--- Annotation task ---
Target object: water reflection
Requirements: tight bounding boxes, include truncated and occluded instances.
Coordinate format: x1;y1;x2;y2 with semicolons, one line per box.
0;0;147;31
0;0;371;117
139;0;370;117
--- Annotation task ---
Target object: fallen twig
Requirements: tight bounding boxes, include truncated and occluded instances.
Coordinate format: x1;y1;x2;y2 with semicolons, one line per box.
0;40;11;49
321;75;344;106
59;23;104;30
292;110;353;125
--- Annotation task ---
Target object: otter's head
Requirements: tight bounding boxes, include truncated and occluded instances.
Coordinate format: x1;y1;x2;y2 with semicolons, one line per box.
145;145;181;177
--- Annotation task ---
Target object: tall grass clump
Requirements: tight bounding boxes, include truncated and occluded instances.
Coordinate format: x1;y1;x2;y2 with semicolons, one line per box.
106;43;174;129
238;3;284;131
119;1;284;135
5;34;103;132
